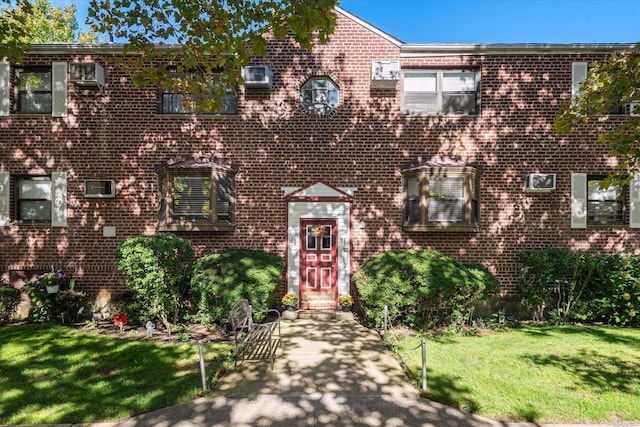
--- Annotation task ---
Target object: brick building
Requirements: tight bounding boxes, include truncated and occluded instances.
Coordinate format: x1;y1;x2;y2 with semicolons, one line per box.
1;7;638;309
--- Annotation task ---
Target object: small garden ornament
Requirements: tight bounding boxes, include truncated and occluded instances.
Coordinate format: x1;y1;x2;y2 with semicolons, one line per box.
114;313;128;334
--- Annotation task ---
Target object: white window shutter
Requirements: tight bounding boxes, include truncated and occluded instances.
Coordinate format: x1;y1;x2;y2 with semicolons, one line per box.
571;62;588;104
52;61;68;117
51;171;68;227
630;173;640;228
0;61;9;116
0;171;9;226
571;173;587;228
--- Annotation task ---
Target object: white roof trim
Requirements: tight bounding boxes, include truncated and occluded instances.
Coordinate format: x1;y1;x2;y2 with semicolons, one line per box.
282;183;357;197
401;43;638;57
335;6;404;47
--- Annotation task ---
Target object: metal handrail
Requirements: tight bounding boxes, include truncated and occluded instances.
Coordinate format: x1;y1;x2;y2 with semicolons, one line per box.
382;305;427;393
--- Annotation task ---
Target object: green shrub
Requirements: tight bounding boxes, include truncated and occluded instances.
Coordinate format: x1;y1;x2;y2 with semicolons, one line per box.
114;233;195;331
518;249;598;324
0;286;21;324
22;281;55;322
518;249;640;326
190;248;284;324
352;249;500;329
586;254;640;326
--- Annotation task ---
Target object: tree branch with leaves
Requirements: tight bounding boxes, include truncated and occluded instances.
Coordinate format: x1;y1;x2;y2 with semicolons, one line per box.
555;44;640;187
86;0;338;110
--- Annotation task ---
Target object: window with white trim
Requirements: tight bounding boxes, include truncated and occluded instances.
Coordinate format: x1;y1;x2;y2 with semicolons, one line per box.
17;176;52;221
161;69;236;114
587;176;625;225
402;69;479;116
158;165;236;231
0;62;66;117
571;61;630;114
18;67;52;114
570;172;640;228
403;165;481;232
0;171;68;227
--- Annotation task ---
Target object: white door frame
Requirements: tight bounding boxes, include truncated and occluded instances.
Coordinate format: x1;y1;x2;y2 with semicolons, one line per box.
283;182;356;299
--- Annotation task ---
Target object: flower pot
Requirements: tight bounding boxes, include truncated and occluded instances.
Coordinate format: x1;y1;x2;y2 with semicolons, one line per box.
282;309;298;320
341;306;352;312
46;285;59;294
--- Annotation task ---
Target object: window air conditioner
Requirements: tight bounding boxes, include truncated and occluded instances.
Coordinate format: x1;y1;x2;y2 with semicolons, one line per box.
525;173;556;192
631;101;640;117
69;62;105;88
371;60;399;89
84;179;115;198
242;65;273;89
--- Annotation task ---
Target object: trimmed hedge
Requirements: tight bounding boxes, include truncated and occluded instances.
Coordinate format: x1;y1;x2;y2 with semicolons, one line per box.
114;233;195;329
353;249;500;329
190;248;284;324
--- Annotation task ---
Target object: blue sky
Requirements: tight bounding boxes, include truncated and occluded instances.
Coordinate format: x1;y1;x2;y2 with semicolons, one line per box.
57;0;640;44
339;0;640;43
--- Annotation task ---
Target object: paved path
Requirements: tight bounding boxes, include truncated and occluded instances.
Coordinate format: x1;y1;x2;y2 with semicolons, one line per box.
62;317;635;427
100;317;574;427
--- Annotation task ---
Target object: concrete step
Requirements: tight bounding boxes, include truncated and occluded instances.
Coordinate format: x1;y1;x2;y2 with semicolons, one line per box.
297;309;354;321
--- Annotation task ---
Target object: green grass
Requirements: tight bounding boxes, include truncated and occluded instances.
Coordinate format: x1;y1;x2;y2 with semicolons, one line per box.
394;325;640;423
0;324;232;425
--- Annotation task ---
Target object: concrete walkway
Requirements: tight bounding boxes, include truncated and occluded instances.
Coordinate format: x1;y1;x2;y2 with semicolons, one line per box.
108;316;493;426
96;316;627;427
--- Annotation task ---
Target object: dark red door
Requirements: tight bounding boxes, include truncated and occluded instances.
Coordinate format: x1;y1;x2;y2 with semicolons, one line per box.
300;218;338;309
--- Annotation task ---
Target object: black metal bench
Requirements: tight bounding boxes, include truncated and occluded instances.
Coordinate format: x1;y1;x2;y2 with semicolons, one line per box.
229;299;281;369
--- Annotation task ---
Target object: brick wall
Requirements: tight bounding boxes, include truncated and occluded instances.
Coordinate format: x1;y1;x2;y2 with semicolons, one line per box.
1;12;637;297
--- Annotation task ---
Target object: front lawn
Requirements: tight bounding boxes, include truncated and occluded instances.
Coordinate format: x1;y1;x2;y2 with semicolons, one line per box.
0;324;232;425
396;325;640;423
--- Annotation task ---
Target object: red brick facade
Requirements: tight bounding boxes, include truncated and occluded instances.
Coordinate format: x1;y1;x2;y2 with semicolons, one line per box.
1;8;638;300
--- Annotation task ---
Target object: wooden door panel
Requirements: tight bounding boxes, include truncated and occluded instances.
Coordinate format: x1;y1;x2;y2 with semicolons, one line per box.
300;218;338;309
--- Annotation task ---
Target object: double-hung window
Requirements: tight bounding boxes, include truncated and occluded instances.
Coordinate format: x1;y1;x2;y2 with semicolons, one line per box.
0;171;68;227
403;160;481;232
17;176;52;221
158;160;236;232
403;69;479;116
161;69;236;114
570;172;640;228
18;67;52;114
587;177;624;225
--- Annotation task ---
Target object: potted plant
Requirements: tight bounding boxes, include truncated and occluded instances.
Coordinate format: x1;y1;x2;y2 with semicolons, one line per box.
338;294;353;312
38;270;67;294
281;293;299;320
282;293;299;311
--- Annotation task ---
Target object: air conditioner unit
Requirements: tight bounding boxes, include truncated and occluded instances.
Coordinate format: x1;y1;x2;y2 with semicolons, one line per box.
371;60;399;89
242;65;273;89
69;62;105;88
630;101;640;117
525;173;556;192
84;179;115;199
